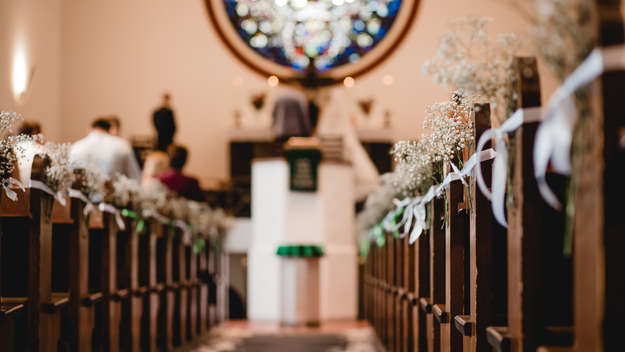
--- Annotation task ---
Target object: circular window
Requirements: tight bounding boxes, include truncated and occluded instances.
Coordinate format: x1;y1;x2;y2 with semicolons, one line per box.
205;0;419;85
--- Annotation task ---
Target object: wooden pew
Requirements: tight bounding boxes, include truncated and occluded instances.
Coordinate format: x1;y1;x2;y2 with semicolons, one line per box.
437;159;470;352
197;238;209;335
386;230;395;350
96;211;122;352
428;197;444;352
186;242;199;340
453;103;508;352
416;210;431;352
173;230;188;346
572;2;625;350
139;219;161;351
157;224;175;351
486;57;572;352
0;187;34;352
115;216;143;351
51;195;105;351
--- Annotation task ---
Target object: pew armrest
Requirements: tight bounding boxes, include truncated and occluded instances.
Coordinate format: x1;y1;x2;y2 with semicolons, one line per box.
0;297;27;320
454;315;474;336
81;292;103;307
112;289;130;301
132;286;149;297
486;326;511;352
406;292;418;305
419;297;432;313
150;284;165;293
432;304;448;323
42;292;70;313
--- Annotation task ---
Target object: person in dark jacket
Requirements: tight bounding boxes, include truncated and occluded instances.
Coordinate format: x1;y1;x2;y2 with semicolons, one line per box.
153;93;176;151
158;145;204;202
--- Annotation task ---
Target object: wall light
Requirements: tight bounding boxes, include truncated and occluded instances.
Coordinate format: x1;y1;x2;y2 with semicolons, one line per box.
267;75;279;87
12;47;34;104
343;76;355;88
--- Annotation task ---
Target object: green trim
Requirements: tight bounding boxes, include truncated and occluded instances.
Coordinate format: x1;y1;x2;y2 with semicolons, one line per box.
276;245;324;258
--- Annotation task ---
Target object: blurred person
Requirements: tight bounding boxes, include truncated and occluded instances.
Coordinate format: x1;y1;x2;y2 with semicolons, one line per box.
157;145;203;201
108;116;121;136
271;85;311;142
153;93;176;151
141;150;169;188
70;118;141;180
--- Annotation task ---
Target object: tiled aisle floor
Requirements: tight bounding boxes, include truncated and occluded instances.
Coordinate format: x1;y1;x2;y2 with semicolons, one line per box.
184;321;385;352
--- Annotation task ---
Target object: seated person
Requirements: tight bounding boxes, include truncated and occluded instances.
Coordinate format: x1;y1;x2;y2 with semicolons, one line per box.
141;150;169;188
70;118;142;180
158;145;204;201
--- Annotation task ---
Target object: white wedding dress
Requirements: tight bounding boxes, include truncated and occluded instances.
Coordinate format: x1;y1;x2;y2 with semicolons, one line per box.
315;88;380;201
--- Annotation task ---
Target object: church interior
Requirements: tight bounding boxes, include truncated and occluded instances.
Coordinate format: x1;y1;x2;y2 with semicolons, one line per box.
1;0;624;351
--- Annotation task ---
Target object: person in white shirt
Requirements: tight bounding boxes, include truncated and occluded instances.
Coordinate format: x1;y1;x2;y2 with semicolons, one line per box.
70;118;142;180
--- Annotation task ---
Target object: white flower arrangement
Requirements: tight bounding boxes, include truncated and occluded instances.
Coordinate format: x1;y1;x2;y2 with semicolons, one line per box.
41;142;74;193
357;173;399;233
140;181;170;215
390;90;474;194
423;17;519;124
70;160;106;202
0;111;231;241
105;174;144;210
518;0;596;81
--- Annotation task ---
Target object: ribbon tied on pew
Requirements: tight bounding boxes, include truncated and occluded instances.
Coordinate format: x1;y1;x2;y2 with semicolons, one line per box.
534;45;625;209
475;108;543;227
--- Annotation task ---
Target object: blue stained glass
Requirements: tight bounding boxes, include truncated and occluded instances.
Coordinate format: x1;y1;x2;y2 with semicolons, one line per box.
223;0;403;72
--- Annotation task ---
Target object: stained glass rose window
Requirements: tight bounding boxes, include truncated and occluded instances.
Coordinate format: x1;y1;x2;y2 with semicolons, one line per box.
206;0;418;83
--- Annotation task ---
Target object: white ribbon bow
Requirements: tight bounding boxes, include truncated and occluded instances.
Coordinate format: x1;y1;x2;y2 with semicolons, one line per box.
142;209;171;224
68;189;96;216
174;220;193;244
408;199;427;244
2;178;24;201
476;108;543;227
98;203;126;230
535;45;625;209
29;179;67;206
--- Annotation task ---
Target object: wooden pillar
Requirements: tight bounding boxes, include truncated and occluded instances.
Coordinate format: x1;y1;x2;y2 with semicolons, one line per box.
173;230;187;346
573;2;625;351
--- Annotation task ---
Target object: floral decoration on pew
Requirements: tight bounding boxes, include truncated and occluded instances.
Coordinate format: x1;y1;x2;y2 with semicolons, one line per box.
0;112;44;199
0;111;233;253
525;0;597;255
423;17;519;125
358;90;476;254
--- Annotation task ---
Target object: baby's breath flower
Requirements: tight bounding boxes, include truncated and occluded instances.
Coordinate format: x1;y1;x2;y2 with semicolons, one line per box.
423;17;519;124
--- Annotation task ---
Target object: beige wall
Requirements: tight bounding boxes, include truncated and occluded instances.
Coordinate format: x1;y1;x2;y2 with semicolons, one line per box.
3;0;581;186
0;0;62;140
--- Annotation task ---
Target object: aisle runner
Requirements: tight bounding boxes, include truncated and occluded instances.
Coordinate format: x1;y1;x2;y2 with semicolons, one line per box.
188;326;383;352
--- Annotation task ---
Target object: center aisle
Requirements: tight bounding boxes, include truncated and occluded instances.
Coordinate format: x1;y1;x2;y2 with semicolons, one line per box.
181;321;384;352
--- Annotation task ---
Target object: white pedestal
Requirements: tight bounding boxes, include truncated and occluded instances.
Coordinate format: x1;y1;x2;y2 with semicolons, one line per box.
248;159;357;322
279;257;320;326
